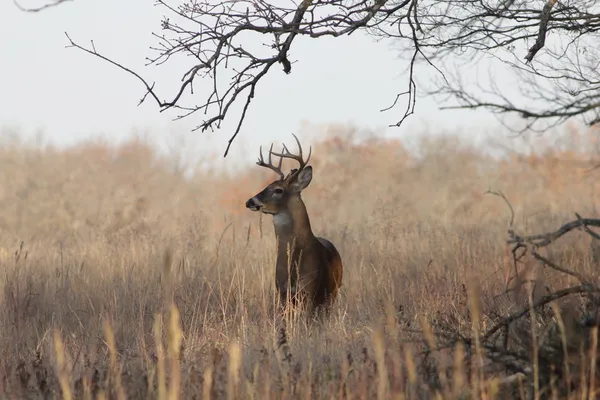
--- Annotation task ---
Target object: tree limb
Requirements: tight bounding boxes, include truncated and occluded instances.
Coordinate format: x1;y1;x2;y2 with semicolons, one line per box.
65;0;421;156
61;0;600;151
525;0;559;63
13;0;71;12
508;217;600;247
482;284;600;343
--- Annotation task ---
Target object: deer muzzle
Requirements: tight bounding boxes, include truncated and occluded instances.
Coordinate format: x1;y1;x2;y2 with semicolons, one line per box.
245;197;263;211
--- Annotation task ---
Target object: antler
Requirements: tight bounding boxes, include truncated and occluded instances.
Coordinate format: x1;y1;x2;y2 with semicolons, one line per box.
256;133;312;181
271;133;312;178
256;143;285;180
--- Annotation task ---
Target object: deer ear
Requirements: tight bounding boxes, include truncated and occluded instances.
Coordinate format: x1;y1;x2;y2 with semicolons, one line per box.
290;166;312;193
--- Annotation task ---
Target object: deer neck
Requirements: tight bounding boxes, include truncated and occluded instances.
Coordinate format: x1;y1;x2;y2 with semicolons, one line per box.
273;196;314;251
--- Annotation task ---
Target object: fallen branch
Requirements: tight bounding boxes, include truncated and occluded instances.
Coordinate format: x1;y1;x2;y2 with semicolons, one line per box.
575;213;600;241
508;217;600;247
482;284;600;343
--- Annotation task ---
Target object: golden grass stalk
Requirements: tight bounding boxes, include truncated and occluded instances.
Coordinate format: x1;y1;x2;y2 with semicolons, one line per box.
53;329;73;400
467;282;484;399
372;327;388;400
589;326;598;398
550;302;572;394
103;319;127;400
154;314;167;400
527;286;540;400
228;340;242;400
167;304;183;400
452;341;466;397
203;367;213;400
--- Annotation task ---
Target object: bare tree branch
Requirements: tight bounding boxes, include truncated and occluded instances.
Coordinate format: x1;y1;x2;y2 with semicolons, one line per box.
481;284;600;343
575;212;600;241
379;0;600;132
413;194;600;395
508;217;600;247
530;248;590;285
525;0;559;63
485;189;515;229
61;0;600;152
66;0;420;156
13;0;71;12
64;33;169;110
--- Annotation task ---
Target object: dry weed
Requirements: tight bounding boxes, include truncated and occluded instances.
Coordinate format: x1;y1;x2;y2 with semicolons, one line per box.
1;125;599;399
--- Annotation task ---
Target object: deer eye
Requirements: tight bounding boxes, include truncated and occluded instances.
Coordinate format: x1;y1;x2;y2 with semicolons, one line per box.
274;187;284;194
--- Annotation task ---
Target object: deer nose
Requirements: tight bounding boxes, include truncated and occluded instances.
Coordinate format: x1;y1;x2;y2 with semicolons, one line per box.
246;197;262;210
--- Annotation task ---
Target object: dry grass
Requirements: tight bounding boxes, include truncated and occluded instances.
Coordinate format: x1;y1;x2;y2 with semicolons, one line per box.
1;124;600;399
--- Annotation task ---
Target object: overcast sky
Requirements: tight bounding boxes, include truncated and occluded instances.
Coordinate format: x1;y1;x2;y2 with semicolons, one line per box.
1;0;522;170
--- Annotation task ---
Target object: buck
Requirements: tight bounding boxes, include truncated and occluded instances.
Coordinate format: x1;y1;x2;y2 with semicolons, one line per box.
245;134;343;317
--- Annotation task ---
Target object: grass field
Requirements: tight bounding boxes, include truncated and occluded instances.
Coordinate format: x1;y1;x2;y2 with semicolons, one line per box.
1;125;600;399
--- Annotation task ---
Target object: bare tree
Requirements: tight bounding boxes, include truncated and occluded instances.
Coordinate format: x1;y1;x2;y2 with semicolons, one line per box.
51;0;599;154
384;0;600;133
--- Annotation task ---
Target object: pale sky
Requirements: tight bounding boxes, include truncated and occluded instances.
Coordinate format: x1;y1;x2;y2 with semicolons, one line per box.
2;0;515;171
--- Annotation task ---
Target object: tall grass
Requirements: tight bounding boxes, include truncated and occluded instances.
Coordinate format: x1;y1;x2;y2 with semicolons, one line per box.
1;125;599;399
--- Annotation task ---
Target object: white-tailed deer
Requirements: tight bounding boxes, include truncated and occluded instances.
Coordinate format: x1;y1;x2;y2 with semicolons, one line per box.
245;134;343;317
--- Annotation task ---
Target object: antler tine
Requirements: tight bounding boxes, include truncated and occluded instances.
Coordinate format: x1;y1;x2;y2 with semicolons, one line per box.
256;143;284;180
291;132;303;159
291;132;312;166
271;133;311;171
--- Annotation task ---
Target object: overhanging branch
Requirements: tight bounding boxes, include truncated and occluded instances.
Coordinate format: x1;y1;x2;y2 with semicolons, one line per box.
525;0;559;63
59;0;600;152
13;0;71;12
64;0;426;156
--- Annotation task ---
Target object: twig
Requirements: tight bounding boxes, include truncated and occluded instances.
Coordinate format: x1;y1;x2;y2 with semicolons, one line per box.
530;248;590;285
64;32;171;110
485;189;515;230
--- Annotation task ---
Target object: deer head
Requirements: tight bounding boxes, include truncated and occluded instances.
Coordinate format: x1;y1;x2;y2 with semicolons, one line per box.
245;134;312;215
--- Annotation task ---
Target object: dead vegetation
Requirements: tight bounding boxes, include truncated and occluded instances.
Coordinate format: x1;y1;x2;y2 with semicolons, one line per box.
1;124;600;399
